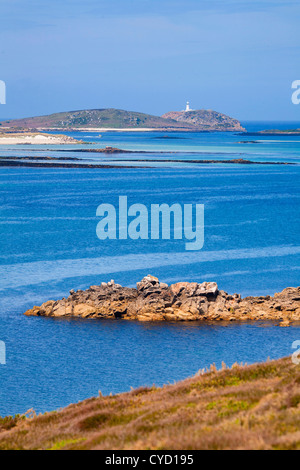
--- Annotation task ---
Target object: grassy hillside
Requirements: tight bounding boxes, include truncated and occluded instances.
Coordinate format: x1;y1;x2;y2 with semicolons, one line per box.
0;357;299;450
2;109;192;130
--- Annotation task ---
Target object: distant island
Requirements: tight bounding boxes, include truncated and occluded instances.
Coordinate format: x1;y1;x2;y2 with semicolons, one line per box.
241;129;300;136
162;108;245;132
0;151;293;168
1;106;246;132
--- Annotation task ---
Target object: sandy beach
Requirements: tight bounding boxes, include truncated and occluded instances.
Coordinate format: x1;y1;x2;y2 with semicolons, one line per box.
0;132;83;145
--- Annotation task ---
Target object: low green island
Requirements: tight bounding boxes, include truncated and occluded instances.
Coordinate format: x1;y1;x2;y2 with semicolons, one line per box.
1;107;246;132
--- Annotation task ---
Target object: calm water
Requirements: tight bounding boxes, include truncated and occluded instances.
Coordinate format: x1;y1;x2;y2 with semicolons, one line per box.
0;122;299;416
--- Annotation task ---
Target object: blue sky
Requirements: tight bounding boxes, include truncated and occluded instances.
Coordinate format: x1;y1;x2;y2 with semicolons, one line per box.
0;0;300;120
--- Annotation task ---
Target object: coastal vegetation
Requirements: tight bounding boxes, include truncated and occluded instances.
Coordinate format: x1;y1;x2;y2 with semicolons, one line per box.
0;357;299;450
2;109;191;130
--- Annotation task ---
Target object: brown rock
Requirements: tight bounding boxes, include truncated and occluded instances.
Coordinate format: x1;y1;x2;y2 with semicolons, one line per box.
170;282;190;297
137;275;160;292
73;304;96;318
23;277;300;324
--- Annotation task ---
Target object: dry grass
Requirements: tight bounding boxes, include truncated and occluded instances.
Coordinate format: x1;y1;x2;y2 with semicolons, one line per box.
0;357;300;450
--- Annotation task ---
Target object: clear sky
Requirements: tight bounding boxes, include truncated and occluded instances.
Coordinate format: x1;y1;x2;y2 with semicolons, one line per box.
0;0;300;120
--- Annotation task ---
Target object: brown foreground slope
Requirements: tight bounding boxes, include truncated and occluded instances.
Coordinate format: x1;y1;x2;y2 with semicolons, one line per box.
24;275;300;325
1;357;300;450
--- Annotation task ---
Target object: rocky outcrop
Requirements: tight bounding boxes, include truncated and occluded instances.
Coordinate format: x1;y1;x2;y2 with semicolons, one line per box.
162;110;246;132
24;275;300;325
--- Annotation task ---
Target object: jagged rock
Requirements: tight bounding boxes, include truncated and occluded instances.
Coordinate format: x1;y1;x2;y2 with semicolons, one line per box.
52;302;67;317
196;282;218;297
73;304;96;318
160;283;169;289
137;275;160;292
23;277;300;323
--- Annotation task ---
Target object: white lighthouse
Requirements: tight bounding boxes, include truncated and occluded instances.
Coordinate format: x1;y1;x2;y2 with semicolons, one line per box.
183;101;194;112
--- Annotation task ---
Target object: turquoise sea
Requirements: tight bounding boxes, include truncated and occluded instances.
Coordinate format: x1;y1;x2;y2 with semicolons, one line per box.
0;121;300;416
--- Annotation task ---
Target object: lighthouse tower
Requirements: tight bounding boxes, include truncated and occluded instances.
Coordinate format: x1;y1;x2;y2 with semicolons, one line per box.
182;101;194;112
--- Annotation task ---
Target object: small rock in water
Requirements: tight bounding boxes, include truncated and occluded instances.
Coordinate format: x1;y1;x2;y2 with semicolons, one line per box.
279;320;291;327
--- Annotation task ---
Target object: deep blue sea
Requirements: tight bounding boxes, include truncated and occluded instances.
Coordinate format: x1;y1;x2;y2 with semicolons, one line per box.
0;121;300;416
